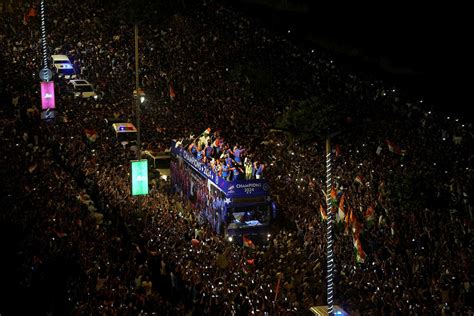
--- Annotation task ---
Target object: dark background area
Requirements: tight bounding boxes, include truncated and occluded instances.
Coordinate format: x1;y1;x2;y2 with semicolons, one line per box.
231;0;470;115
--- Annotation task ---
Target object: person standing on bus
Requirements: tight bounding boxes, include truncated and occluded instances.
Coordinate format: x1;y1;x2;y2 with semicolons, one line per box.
205;141;214;160
222;163;229;180
256;162;265;179
189;141;198;156
216;159;223;177
196;147;204;161
244;157;253;179
252;161;258;179
233;145;245;165
233;164;243;181
225;154;236;181
213;136;222;157
225;154;234;170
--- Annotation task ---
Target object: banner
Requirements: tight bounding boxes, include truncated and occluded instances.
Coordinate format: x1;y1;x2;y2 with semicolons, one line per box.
131;160;148;196
41;81;55;110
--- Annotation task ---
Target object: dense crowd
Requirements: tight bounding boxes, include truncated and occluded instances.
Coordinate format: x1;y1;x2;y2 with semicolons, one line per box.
1;0;472;315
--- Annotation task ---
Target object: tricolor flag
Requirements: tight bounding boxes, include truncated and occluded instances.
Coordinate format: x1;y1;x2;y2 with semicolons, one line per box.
169;82;176;100
28;162;38;173
335;144;341;157
353;235;366;264
243;235;256;250
337;193;346;223
23;6;37;24
330;187;338;208
344;206;352;235
385;139;406;156
319;203;327;221
84;129;97;142
354;175;364;186
365;205;375;222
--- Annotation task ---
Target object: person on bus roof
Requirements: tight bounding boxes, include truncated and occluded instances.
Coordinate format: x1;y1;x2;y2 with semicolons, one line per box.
244;157;253;179
217;160;223;177
225;154;234;169
256;162;264;179
205;142;214;159
233;145;245;165
196;148;203;161
233;165;244;181
222;163;229;180
189;142;198;156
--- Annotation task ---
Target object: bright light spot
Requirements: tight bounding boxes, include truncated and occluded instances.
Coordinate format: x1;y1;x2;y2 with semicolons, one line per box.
311;49;314;53
160;175;168;180
287;30;291;33
447;116;450;120
93;95;98;100
228;236;233;242
140;96;145;103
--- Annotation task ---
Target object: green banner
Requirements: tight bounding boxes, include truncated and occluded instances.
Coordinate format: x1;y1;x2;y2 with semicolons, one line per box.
131;160;148;196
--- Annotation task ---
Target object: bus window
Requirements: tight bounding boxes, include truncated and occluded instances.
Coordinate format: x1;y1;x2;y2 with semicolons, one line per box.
228;205;270;228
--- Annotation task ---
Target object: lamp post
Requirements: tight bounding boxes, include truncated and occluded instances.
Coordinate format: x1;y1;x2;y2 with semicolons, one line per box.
326;137;335;315
134;24;141;161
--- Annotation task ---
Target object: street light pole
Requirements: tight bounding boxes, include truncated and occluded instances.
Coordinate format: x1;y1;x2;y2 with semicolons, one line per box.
134;24;141;161
134;24;143;215
326;137;335;315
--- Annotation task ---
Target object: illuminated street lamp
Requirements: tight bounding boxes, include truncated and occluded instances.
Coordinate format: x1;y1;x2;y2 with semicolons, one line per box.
133;88;145;104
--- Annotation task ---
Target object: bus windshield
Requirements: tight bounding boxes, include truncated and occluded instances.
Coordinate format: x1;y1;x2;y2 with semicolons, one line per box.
227;205;270;229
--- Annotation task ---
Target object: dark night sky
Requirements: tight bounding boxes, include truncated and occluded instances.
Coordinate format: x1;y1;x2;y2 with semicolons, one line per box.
233;0;470;114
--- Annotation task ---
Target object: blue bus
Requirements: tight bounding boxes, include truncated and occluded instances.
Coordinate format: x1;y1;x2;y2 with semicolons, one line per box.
170;140;276;240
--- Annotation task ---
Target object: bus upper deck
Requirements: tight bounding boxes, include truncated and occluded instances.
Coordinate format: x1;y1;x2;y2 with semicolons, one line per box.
170;140;276;239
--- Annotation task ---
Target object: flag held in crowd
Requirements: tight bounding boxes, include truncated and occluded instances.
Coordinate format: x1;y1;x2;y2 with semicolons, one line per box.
353;235;366;264
84;129;98;142
354;175;364;186
243;235;256;250
23;6;37;25
330;187;338;208
365;205;375;222
385;139;407;156
319;203;327;221
337;193;346;223
191;238;201;247
169;82;176;100
335;144;341;157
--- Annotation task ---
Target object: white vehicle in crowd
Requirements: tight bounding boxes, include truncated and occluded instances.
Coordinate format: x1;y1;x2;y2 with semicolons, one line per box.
68;79;98;99
51;54;76;79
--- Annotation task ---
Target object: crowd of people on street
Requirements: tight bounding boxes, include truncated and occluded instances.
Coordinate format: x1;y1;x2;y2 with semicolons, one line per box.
1;0;472;315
